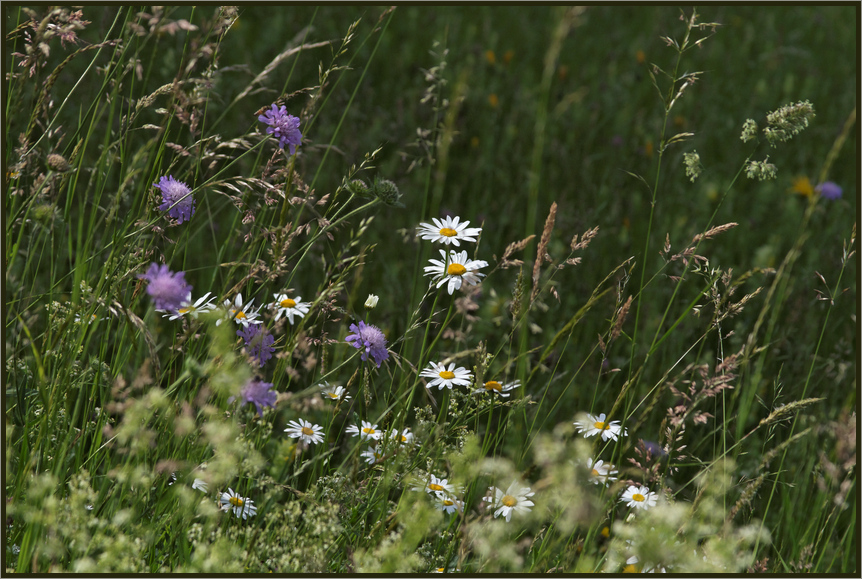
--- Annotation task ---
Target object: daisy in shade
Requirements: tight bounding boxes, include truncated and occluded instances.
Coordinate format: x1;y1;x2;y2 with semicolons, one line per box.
620;484;657;510
434;494;464;515
574;412;627;442
345;420;383;441
217;293;261;327
219;488;257;519
416;215;482;246
411;474;457;498
319;382;350;402
162;291;216;321
585;457;618;485
424;249;488;295
284;418;324;445
420;361;473;390
270;293;310;325
388;427;415;446
483;481;535;522
474;379;521;397
360;446;385;465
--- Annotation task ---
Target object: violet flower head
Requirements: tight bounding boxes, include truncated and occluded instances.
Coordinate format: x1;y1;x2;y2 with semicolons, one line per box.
345;320;389;368
237;324;275;368
258;104;302;155
154;175;195;224
239;378;277;416
816;181;843;201
138;263;191;313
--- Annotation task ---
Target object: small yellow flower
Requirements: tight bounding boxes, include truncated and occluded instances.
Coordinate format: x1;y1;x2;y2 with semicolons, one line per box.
636;49;646;64
485;49;496;64
790;175;814;197
488;93;499;108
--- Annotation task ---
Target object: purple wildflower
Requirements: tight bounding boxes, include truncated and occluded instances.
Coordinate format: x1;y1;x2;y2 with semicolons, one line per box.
258;104;302;155
239;378;277;416
816;181;842;201
237;324;275;368
138;263;191;313
345;320;389;368
154;175;195;224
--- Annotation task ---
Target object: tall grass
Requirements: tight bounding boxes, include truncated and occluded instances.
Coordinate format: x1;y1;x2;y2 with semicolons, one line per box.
4;5;856;573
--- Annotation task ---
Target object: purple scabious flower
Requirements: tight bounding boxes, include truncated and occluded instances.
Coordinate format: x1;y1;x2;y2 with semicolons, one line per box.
345;320;389;368
239;378;277;416
816;181;842;200
258;104;302;155
138;263;192;313
154;175;195;224
237;324;275;368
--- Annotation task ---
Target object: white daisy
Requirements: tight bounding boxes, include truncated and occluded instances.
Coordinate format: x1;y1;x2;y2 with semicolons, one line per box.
416;215;482;246
364;294;379;309
424;249;488;294
620;484;657;510
192;478;209;493
216;293;262;327
388;427;415;446
474;379;521;397
319;382;350;402
162;291;216;321
586;457;618;485
345;420;383;441
574;412;627;442
411;474;457;498
74;311;98;324
270;293;311;324
284;418;324;444
483;481;535;522
360;446;385;465
420;361;473;390
219;488;257;519
434;494;464;515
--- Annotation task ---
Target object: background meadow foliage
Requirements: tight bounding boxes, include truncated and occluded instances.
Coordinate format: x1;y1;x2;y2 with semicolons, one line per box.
4;5;857;573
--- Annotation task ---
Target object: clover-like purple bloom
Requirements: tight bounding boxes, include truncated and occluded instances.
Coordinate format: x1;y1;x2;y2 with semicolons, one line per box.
816;181;842;201
258;104;302;155
138;263;191;313
154;175;195;224
345;320;389;368
237;324;275;368
239;378;277;416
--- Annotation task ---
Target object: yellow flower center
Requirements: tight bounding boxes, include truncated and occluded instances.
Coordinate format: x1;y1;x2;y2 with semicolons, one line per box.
632;493;645;502
362;427;376;435
178;307;191;314
443;499;454;506
301;426;314;436
229;496;244;507
600;526;610;538
623;564;639;573
447;263;467;276
439;227;458;237
594;421;609;430
501;495;517;507
484;380;502;391
591;468;600;476
428;483;444;492
439;370;456;380
399;435;408;442
328;392;339;399
236;311;247;320
280;298;296;308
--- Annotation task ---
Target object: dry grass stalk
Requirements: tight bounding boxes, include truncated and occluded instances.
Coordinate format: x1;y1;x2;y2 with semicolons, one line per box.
693;222;738;243
531;202;557;302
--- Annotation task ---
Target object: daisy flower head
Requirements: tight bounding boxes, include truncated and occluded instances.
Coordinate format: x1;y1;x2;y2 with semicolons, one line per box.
416;215;482;246
574;412;627;442
258;104;302;155
586;457;618;485
154;175;195;224
270;293;310;325
360;446;385;465
434;494;464;515
74;311;98;325
218;293;261;327
284;418;324;445
484;481;535;522
424;249;488;295
345;420;383;441
162;291;216;321
420;361;473;390
345;320;389;368
388;427;415;446
364;294;379;310
237;324;276;368
238;378;277;416
474;379;521;397
319;382;350;402
219;488;257;519
411;474;457;498
620;484;657;510
138;263;192;313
